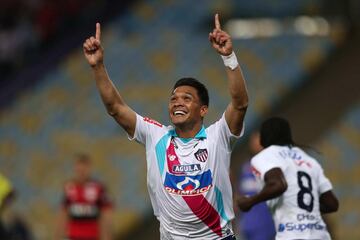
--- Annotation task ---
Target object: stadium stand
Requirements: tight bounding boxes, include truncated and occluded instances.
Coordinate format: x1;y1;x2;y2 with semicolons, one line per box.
315;102;360;240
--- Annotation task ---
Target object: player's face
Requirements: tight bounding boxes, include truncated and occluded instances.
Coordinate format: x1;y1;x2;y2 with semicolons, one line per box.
75;160;91;182
168;85;208;128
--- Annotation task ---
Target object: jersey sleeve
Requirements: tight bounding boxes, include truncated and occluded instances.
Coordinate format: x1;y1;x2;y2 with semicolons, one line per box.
250;149;282;181
207;113;244;151
128;114;165;145
61;194;68;207
317;167;333;194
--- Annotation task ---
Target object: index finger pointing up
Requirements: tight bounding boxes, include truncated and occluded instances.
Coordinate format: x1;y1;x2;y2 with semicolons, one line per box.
96;22;101;41
215;13;221;30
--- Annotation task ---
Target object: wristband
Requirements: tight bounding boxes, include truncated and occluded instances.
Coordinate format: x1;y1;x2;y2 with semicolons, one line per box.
221;51;239;70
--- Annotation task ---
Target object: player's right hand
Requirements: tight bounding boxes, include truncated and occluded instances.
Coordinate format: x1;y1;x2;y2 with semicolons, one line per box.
209;13;233;56
83;23;103;67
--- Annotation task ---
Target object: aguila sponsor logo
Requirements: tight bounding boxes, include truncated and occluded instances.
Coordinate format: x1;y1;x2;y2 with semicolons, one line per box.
172;164;201;174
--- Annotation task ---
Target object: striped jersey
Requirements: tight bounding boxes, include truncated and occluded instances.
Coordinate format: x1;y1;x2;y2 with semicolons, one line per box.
130;113;243;239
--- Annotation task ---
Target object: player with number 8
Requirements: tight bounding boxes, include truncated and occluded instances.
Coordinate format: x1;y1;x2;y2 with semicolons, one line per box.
237;117;339;240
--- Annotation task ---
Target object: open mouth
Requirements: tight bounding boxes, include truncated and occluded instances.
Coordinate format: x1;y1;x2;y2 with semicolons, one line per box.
173;110;187;116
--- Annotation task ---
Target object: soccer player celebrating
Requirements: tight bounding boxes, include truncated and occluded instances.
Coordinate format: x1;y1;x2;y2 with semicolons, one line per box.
83;13;248;239
237;117;339;240
236;132;276;240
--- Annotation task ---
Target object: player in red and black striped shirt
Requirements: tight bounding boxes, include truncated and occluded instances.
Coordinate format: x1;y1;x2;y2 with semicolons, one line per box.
55;154;113;240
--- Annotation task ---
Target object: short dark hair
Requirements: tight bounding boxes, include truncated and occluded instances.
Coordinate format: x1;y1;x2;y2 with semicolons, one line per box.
260;117;294;148
75;153;91;164
173;77;209;106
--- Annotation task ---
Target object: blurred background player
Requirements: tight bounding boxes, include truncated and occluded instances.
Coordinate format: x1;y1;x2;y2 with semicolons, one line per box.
0;172;15;215
55;153;113;240
235;132;275;240
237;117;339;240
0;172;15;238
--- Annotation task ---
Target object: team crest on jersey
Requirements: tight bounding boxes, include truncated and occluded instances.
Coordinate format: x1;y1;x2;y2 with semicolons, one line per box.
194;149;208;162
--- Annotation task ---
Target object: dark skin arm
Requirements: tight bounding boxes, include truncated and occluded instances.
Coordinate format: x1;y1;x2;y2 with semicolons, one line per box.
320;190;339;214
237;168;287;212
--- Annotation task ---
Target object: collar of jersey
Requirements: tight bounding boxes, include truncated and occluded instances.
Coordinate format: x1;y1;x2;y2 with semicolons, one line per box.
169;125;207;139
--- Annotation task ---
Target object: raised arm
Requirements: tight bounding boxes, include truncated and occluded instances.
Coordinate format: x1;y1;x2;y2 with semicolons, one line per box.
83;23;136;137
209;14;249;136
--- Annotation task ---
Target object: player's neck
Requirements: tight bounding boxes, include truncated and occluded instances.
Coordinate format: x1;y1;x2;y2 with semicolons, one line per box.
74;177;90;184
175;122;203;138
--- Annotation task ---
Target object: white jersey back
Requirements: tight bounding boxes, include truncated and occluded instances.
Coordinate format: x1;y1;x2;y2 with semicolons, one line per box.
130;113;243;239
251;145;333;240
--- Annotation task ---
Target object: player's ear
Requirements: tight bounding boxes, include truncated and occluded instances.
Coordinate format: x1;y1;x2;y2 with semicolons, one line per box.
200;105;208;118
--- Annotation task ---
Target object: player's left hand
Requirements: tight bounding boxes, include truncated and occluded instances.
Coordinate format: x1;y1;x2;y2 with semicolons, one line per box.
209;13;233;56
236;195;253;212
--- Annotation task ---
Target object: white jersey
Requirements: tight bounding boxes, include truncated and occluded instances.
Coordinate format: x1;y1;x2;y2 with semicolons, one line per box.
251;145;333;240
130;113;243;239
